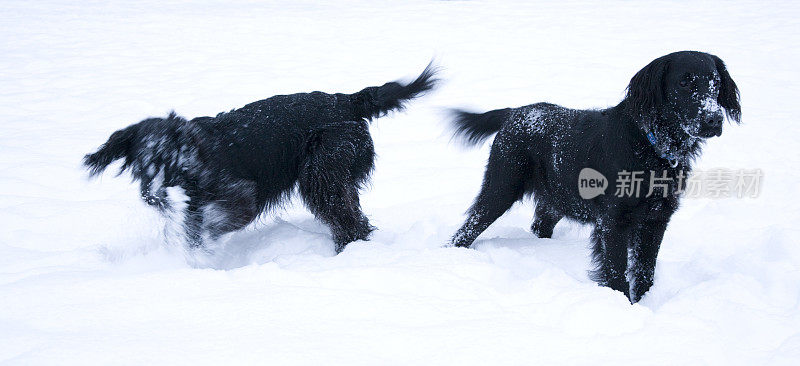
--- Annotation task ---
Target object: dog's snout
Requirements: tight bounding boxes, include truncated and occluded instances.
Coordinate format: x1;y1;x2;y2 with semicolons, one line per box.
698;114;724;138
707;114;723;128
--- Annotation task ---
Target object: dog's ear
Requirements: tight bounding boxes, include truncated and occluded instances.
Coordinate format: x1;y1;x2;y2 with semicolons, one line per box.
711;55;741;123
625;56;670;120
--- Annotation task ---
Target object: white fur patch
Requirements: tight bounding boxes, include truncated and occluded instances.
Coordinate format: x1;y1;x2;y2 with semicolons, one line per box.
163;186;190;248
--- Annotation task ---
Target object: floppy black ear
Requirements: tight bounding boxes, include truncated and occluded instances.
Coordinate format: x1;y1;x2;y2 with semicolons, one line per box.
625;56;670;120
711;55;741;123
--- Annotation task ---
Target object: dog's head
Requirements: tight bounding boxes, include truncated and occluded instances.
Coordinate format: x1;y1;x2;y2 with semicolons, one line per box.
626;51;740;140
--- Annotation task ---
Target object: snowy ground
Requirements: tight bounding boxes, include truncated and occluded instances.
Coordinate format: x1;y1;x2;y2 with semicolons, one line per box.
2;0;800;364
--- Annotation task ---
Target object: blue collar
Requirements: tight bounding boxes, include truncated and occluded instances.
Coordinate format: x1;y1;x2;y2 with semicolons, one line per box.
643;126;679;168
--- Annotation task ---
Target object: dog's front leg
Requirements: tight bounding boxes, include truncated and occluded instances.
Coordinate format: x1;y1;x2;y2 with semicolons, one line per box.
628;217;670;303
590;213;637;300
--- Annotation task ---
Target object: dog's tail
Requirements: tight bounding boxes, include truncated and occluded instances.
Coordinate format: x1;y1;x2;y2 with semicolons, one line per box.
83;123;141;177
449;108;512;146
352;61;438;121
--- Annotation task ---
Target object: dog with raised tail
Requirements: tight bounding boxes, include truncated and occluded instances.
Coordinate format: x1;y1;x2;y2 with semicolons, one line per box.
84;63;438;253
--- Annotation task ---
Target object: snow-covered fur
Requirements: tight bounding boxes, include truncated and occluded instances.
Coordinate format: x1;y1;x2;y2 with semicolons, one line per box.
84;63;437;253
448;51;740;303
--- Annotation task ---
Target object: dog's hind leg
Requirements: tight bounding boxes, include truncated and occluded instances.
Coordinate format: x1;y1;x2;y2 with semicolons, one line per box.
530;204;562;238
451;137;529;248
299;122;375;253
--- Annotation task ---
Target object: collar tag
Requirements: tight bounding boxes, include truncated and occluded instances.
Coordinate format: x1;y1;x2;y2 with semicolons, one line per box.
643;126;679;167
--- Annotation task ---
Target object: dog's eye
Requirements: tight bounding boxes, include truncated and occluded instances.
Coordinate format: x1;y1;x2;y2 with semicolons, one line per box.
679;80;689;88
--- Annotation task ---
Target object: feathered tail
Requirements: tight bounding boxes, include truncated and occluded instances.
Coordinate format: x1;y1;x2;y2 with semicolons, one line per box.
449;107;511;146
352;61;439;121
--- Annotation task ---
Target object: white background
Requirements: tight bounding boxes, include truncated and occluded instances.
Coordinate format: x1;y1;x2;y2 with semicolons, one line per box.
1;0;799;364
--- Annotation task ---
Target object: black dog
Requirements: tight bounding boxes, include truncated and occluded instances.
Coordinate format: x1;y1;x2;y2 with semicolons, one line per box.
84;63;437;253
449;51;740;303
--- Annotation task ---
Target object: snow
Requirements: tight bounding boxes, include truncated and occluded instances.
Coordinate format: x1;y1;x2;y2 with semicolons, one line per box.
2;0;800;364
